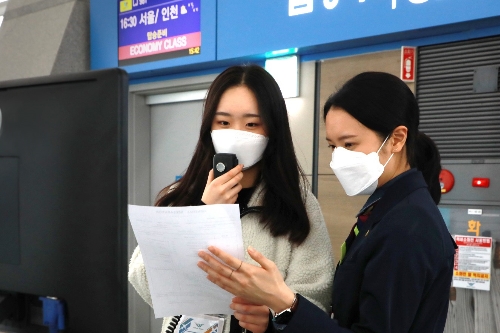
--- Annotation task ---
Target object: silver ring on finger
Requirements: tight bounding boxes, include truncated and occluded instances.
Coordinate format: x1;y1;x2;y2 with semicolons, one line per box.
235;261;243;271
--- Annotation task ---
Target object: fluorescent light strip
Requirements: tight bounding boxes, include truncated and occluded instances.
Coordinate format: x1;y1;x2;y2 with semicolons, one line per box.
145;89;208;105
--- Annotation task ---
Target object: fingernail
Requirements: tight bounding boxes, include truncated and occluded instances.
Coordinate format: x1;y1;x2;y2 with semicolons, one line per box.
248;245;255;252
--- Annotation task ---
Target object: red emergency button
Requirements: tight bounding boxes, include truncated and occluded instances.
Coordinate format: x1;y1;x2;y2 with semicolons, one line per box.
472;178;490;188
439;169;455;193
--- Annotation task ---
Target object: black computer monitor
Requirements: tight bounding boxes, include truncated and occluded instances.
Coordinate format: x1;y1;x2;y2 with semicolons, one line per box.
0;69;128;332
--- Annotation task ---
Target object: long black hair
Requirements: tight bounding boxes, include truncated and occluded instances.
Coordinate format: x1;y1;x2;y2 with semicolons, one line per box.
323;71;442;204
155;64;311;245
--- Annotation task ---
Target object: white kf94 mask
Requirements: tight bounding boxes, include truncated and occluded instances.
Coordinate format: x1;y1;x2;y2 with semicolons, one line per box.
211;129;269;170
329;136;393;196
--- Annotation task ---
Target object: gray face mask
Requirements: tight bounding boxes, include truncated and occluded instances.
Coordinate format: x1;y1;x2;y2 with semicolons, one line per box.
211;129;269;170
329;135;393;196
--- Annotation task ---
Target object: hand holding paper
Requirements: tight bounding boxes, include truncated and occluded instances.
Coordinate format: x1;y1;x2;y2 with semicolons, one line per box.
128;204;244;317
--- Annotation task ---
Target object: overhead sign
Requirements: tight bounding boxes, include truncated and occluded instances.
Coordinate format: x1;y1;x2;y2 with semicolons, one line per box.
118;0;201;66
289;0;430;13
217;0;500;60
453;235;492;291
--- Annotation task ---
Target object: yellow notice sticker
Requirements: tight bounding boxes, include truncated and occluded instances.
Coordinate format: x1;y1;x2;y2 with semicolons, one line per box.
454;271;490;280
120;0;132;13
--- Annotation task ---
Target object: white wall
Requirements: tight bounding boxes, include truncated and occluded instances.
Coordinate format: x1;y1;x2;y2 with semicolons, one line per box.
285;60;316;177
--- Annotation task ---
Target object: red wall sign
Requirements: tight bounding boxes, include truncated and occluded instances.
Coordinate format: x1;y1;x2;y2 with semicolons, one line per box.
401;46;416;82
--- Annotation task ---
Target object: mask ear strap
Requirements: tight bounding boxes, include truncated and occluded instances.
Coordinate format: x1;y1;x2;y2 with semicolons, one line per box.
376;134;391;154
378;134;394;167
383;153;394;167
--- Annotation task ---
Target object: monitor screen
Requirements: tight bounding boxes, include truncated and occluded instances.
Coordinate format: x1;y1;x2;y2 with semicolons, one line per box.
0;68;128;332
118;0;201;66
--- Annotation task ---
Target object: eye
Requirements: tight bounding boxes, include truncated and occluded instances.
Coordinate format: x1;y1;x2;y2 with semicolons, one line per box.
246;122;259;128
218;120;229;126
344;142;353;149
327;144;336;151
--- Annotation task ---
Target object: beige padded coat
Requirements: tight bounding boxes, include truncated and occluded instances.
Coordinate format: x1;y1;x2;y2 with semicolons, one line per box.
128;184;335;333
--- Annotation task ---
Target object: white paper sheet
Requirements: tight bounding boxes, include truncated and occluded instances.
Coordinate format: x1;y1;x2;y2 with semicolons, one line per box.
128;204;244;318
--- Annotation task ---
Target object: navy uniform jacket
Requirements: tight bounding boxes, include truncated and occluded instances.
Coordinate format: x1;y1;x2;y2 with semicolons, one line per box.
281;169;456;333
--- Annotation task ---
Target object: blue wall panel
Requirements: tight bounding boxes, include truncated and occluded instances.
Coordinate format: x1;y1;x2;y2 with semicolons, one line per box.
217;0;500;60
91;1;500;79
91;0;118;70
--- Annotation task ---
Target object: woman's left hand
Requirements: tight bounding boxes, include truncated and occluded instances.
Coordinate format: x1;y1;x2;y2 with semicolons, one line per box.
197;246;295;314
231;297;269;333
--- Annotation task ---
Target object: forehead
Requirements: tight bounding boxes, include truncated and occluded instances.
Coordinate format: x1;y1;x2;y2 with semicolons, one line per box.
325;107;368;138
217;85;259;114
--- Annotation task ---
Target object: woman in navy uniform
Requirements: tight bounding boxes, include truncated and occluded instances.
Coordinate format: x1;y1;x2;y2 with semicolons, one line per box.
198;72;457;333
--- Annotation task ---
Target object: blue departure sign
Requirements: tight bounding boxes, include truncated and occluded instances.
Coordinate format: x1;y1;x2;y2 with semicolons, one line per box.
289;0;431;15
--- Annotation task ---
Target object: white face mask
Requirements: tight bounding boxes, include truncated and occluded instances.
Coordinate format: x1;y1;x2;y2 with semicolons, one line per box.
329;136;394;196
211;129;269;170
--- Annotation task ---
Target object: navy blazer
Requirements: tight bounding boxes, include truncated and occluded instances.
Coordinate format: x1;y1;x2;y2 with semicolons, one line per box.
282;169;456;333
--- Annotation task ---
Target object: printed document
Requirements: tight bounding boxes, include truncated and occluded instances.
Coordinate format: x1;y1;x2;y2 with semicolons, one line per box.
128;204;244;317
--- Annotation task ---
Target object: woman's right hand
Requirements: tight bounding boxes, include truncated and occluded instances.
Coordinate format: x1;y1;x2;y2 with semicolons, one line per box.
201;164;244;204
231;297;270;333
198;246;296;314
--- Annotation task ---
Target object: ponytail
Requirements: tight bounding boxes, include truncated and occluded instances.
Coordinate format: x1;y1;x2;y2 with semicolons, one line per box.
414;132;442;204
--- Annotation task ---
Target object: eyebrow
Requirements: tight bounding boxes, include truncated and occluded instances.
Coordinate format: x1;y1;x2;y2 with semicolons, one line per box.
215;111;260;118
325;134;357;142
338;134;357;141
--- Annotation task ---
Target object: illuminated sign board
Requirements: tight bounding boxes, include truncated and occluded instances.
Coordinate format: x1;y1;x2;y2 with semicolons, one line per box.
118;0;201;66
289;0;431;14
218;0;500;60
91;0;498;75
